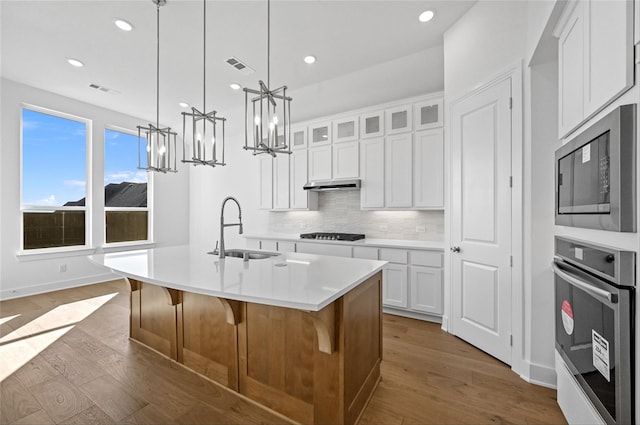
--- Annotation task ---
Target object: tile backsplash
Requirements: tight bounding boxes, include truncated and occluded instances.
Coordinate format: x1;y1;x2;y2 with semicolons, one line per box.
268;191;444;241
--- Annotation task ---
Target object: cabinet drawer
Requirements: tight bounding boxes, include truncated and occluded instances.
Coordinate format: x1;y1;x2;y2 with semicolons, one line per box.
261;240;278;252
296;242;352;258
353;246;378;260
277;241;296;253
379;248;408;264
410;250;443;267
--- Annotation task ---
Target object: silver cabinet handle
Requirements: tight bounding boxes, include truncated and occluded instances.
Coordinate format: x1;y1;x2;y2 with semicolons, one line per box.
552;262;617;304
450;246;461;253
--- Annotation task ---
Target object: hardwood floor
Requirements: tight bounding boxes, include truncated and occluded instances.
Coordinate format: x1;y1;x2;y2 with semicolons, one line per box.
0;280;566;425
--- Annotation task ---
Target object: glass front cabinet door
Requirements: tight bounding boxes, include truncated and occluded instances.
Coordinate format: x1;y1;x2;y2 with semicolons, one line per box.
414;98;443;131
360;111;384;139
332;115;359;143
309;121;332;146
290;125;307;150
385;105;412;135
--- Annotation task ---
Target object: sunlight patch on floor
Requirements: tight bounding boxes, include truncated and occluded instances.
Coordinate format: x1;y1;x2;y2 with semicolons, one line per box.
0;292;118;381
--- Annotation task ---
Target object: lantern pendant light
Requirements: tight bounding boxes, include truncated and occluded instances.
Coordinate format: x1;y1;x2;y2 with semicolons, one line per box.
137;0;178;174
243;0;292;157
181;0;226;167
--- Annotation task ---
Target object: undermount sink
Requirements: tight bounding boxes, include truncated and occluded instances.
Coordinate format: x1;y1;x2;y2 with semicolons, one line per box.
208;248;280;260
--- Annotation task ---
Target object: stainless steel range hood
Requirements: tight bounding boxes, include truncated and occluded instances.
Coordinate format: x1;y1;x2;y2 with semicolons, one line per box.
303;179;361;191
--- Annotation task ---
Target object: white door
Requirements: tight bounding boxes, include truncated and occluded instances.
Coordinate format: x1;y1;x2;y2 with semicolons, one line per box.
450;77;512;365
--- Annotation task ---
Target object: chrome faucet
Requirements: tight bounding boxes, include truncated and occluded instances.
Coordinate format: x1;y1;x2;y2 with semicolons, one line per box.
219;196;243;258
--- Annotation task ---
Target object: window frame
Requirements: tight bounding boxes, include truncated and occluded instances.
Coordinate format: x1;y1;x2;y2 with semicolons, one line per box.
103;125;153;247
19;103;92;254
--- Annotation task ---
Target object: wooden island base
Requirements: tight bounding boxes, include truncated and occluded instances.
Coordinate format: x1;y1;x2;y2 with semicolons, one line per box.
127;271;382;425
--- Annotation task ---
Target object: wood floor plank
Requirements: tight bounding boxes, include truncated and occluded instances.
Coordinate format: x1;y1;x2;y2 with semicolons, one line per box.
0;281;567;425
40;341;105;387
79;375;148;422
29;376;94;423
9;409;55;425
13;355;61;389
0;375;41;424
59;405;116;425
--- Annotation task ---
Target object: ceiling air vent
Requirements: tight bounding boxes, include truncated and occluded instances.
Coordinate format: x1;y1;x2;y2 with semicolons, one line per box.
225;56;255;75
89;83;120;95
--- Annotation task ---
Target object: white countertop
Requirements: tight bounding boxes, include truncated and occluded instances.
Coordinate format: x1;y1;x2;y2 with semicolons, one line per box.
245;233;444;250
89;245;386;311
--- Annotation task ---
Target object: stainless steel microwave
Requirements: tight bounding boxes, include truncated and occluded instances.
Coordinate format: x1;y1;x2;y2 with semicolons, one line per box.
555;104;636;232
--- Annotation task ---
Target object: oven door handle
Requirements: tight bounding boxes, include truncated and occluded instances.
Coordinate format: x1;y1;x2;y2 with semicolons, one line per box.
552;262;618;304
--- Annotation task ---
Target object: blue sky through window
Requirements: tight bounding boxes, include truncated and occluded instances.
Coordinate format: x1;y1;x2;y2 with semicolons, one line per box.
22;109;87;206
104;128;148;186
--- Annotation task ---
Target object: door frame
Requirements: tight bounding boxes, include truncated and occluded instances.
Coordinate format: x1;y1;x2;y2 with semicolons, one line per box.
443;61;524;377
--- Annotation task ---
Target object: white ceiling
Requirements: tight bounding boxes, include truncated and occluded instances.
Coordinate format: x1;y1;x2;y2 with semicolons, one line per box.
1;0;475;128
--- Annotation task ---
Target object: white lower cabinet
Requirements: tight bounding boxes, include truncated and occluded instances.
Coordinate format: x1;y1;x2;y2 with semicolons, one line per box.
245;237;443;321
409;266;443;315
382;264;408;308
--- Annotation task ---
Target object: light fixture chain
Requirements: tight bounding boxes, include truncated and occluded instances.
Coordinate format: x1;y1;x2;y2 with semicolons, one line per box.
203;0;206;114
267;0;270;89
156;2;160;129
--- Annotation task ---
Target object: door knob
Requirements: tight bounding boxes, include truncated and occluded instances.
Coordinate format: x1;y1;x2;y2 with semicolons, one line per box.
450;246;461;253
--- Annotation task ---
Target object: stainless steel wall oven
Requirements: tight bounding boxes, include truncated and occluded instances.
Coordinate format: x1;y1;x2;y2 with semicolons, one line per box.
552;236;635;424
555;104;636;232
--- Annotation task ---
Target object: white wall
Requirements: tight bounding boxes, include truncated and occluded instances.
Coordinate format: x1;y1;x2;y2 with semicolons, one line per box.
189;47;446;250
0;79;189;299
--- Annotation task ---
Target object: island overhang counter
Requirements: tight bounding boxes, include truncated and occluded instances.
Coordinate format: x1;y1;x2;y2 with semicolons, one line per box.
89;245;386;425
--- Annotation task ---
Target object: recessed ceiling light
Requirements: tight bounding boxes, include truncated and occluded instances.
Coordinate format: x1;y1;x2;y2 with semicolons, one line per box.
67;58;84;67
304;55;316;64
179;102;190;108
115;19;133;32
419;10;434;23
229;83;241;90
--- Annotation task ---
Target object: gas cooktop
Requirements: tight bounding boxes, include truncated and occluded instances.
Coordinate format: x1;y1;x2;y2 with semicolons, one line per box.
300;232;366;241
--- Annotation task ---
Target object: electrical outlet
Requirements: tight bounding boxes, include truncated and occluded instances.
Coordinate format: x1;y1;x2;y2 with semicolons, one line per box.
416;226;426;233
59;264;67;273
379;225;389;232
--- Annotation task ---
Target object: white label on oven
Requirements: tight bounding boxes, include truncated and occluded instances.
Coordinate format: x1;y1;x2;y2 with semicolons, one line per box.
582;144;591;163
592;330;611;382
561;300;574;335
574;247;584;260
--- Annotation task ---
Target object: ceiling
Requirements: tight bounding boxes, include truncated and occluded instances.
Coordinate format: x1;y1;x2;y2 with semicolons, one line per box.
1;0;475;128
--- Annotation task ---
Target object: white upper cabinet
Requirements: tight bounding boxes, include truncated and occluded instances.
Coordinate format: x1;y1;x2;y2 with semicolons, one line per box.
332;116;359;143
291;126;307;150
385;105;413;135
273;154;290;210
385;133;413;208
414;129;444;209
332;141;359;179
555;0;633;138
309;121;332;146
360;111;384;139
308;145;332;181
414;99;443;131
258;156;273;210
360;138;385;209
290;150;317;210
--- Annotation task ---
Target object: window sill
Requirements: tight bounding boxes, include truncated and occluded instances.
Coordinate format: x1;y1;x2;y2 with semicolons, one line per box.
102;241;156;253
16;246;97;262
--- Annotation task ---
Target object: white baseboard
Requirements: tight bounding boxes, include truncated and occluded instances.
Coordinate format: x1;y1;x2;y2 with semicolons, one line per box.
440;315;449;332
519;360;557;389
382;307;443;324
0;273;118;300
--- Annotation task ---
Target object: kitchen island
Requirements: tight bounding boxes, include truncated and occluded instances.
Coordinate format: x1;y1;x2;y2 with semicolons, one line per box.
89;245;386;425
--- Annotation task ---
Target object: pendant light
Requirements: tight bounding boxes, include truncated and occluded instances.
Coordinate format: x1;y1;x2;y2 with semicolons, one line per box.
243;0;292;157
137;0;178;173
181;0;226;167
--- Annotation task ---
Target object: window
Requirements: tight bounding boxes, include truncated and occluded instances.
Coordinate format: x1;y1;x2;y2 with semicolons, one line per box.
104;128;150;244
21;107;90;250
